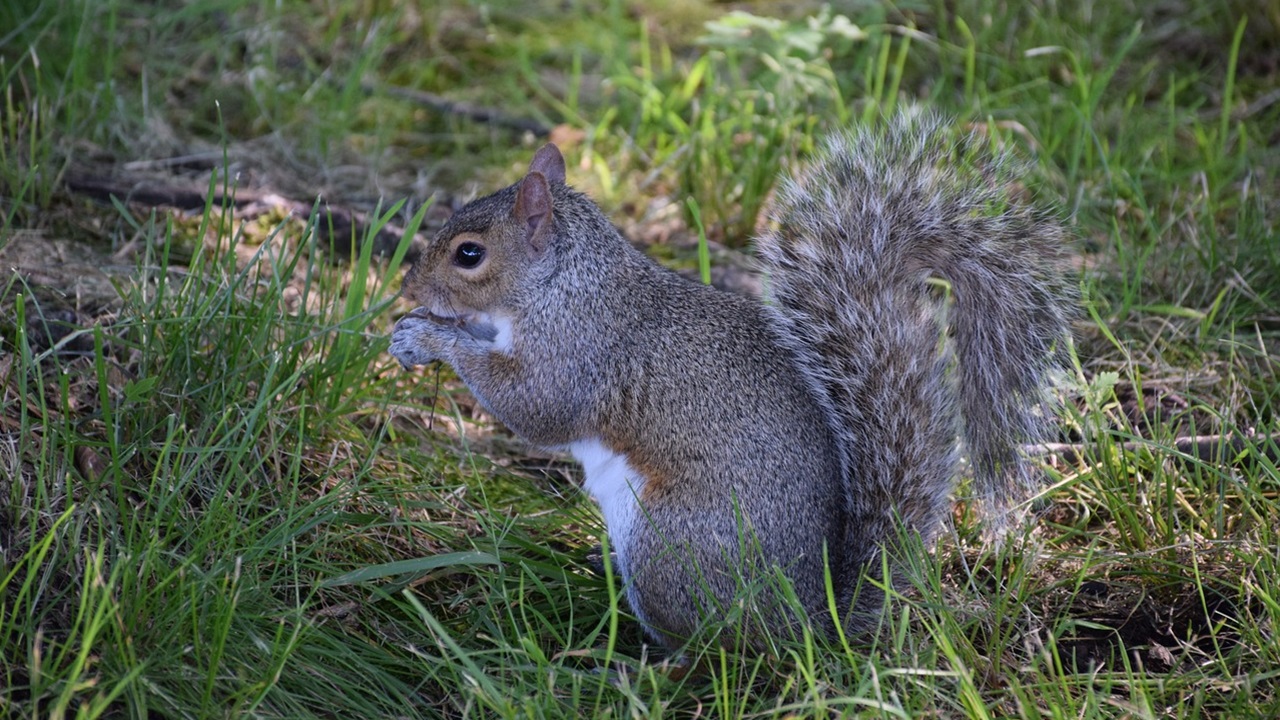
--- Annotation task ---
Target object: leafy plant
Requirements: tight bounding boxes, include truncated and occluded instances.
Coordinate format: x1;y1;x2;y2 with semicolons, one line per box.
601;6;867;244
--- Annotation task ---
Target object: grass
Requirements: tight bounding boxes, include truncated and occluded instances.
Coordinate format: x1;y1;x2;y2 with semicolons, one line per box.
1;0;1278;717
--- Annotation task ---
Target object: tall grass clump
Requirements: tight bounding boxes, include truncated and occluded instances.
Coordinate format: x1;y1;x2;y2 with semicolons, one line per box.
0;0;126;235
0;188;454;716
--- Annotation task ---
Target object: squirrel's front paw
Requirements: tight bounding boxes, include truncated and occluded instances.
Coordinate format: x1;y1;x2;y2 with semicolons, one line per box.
389;313;465;369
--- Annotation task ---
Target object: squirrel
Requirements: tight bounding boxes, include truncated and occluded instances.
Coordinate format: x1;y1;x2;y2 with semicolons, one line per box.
389;113;1072;650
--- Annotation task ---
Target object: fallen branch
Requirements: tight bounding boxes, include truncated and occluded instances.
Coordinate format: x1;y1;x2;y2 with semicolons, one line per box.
64;172;423;262
369;82;553;136
1028;431;1280;466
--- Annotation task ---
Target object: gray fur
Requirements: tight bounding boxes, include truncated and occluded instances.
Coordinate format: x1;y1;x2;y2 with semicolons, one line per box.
389;115;1072;649
757;113;1072;545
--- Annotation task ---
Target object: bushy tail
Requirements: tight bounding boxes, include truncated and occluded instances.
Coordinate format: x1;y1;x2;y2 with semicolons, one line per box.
756;113;1072;553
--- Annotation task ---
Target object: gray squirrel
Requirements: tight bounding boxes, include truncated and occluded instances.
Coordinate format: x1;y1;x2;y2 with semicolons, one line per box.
389;113;1072;649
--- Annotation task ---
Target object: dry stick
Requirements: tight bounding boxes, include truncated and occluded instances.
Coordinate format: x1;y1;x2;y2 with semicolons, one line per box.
368;82;553;136
1027;432;1280;465
65;172;268;210
63;173;423;262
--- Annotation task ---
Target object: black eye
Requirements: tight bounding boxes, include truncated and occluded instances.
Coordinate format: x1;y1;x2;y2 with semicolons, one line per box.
454;241;486;269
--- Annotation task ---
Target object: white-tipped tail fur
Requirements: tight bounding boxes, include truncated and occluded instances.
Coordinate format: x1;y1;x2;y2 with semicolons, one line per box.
756;113;1072;549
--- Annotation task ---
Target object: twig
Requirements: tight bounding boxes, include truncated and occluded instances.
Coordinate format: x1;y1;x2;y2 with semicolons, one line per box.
1027;431;1280;465
369;82;553;136
63;173;423;261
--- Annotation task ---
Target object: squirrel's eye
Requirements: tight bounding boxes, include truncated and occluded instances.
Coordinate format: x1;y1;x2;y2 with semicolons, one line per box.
453;241;486;269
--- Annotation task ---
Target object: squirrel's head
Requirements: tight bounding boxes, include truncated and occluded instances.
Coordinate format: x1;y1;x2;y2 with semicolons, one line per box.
400;143;567;323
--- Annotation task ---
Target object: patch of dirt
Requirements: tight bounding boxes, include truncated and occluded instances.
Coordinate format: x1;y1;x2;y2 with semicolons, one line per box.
1110;382;1216;438
1051;576;1244;673
0;230;126;317
1056;380;1220;445
1146;1;1280;80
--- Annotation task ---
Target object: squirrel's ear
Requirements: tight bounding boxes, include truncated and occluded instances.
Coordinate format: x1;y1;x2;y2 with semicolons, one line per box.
514;170;554;254
528;143;566;185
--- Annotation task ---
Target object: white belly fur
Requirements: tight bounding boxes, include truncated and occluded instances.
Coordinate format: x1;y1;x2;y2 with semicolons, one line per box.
568;439;643;573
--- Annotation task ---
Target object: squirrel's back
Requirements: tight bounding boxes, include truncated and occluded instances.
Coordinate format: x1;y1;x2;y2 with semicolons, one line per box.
757;113;1072;575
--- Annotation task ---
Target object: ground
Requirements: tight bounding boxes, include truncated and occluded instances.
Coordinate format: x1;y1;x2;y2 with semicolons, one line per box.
1;0;1278;718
